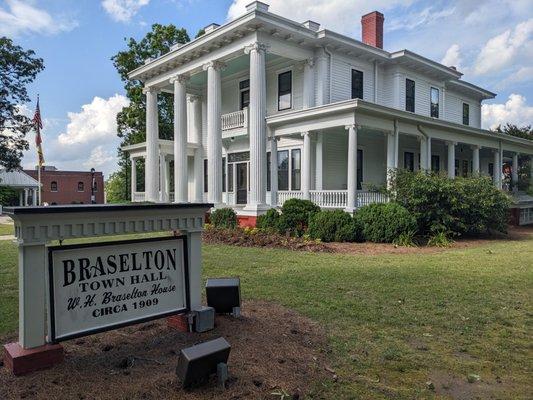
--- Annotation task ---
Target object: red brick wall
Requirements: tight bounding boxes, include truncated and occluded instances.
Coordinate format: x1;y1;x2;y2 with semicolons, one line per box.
24;170;105;205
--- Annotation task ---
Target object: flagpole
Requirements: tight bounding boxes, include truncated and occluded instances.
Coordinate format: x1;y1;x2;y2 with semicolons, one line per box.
38;165;42;206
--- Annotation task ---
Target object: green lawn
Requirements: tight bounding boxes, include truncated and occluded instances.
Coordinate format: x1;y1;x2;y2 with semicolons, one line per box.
0;223;14;236
1;235;532;399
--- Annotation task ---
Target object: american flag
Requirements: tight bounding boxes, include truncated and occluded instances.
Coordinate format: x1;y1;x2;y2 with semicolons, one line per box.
33;96;45;167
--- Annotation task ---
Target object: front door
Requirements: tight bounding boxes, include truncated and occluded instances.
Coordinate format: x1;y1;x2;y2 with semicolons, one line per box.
236;163;247;204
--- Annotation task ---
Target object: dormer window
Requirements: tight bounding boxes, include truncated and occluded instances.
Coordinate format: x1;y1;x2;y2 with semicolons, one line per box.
406;79;415;112
463;103;470;125
430;87;439;118
277;70;292;111
351;69;364;100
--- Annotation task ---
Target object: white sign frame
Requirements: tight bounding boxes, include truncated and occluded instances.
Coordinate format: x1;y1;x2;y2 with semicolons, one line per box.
47;235;190;342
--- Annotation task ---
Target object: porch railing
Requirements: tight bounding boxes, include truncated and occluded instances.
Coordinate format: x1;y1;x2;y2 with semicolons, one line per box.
277;190;388;209
310;190;347;208
132;192;145;202
221;108;248;131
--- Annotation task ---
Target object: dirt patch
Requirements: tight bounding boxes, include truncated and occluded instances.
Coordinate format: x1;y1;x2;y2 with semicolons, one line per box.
0;300;331;400
428;370;513;400
325;226;533;255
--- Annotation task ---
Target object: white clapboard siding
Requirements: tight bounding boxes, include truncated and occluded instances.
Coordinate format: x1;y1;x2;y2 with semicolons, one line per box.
330;53;375;103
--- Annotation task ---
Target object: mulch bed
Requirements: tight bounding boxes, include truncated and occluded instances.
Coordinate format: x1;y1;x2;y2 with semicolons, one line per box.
0;300;332;400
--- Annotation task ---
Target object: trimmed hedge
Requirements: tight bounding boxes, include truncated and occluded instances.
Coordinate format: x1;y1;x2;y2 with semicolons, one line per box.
210;207;238;229
256;208;280;231
308;210;363;242
355;202;417;243
390;170;512;236
277;198;320;236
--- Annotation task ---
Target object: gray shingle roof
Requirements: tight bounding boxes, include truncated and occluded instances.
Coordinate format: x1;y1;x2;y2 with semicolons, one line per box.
0;169;40;188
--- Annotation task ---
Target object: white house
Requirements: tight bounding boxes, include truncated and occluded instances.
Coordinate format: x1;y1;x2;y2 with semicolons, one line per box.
122;1;533;225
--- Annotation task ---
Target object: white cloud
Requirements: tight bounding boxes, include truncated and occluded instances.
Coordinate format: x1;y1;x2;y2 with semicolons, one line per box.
0;0;78;37
102;0;150;22
227;0;414;36
474;19;533;75
58;95;129;146
23;95;129;177
441;44;462;70
482;94;533;129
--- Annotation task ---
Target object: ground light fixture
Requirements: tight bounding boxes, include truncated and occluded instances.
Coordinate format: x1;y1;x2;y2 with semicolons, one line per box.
176;337;231;388
205;277;241;315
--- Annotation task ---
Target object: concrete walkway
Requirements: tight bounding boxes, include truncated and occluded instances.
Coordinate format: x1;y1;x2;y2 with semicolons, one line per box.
0;235;15;241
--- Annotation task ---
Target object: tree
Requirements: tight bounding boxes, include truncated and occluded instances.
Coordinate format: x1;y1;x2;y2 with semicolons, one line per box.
105;170;128;203
493;123;533;141
110;24;190;200
0;37;44;171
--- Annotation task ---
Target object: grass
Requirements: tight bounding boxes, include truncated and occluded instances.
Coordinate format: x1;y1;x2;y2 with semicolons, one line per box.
1;234;532;398
0;223;14;236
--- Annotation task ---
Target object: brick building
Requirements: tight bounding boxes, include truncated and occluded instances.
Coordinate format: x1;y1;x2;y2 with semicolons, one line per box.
24;166;105;205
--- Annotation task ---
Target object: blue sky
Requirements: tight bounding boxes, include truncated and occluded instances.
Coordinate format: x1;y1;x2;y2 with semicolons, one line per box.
2;0;532;177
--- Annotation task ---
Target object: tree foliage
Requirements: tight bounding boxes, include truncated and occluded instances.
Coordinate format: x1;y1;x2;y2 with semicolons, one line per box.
0;37;44;170
492;123;532;141
110;24;190;199
105;170;128;203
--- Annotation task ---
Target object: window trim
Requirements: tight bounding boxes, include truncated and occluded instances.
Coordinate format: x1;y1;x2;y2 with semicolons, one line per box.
462;102;470;126
77;181;84;192
239;78;250;110
351;69;364;100
290;148;301;191
430;87;439;118
50;181;58;192
405;78;415;113
277;69;293;111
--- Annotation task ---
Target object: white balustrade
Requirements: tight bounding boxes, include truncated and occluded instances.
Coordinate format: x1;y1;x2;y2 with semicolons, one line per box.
357;191;388;207
277;190;303;206
221;108;248;131
132;192;145;202
310;190;347;208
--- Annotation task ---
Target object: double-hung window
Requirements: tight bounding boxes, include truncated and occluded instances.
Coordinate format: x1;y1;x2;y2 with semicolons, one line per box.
277;150;289;190
406;79;415;112
291;149;301;191
278;71;292;111
351;69;364;100
239;79;250;110
203;159;208;193
462;103;470;125
430;87;439;118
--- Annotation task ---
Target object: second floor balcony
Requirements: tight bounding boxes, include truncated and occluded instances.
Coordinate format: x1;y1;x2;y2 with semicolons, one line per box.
221;107;249;138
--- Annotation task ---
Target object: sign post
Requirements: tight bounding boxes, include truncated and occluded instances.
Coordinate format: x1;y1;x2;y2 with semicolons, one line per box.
3;203;211;375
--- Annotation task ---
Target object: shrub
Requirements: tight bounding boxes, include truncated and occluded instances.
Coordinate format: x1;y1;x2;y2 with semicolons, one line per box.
256;208;280;231
390;170;512;236
277;198;320;236
308;210;363;242
355;202;417;243
210;207;237;229
335;218;365;243
427;231;453;247
392;230;417;247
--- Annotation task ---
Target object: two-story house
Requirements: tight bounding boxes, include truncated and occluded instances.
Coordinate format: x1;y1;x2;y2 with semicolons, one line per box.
122;1;533;226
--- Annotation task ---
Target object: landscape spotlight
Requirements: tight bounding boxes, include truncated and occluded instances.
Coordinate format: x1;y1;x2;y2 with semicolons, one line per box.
176;337;231;388
206;278;241;314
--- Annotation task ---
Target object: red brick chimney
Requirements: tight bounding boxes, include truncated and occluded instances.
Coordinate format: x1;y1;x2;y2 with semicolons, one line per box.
361;11;384;49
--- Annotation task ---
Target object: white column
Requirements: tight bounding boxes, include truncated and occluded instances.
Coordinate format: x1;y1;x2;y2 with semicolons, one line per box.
130;157;137;198
24;188;28;206
427;137;432;171
512;153;519;186
346;124;358;213
472;145;480;174
19;191;23;206
493;149;501;188
189;95;203;203
159;152;168;202
302;58;315;109
419;137;428;171
269;136;278;206
203;61;224;205
447;141;456;179
32;189;37;206
244;42;268;212
19;244;47;348
144;87;160;202
393;120;400;168
302;132;312;200
315;132;323;190
386;132;395;189
171;74;189;203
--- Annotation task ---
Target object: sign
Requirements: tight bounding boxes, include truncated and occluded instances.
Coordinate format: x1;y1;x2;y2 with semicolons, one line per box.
47;236;189;342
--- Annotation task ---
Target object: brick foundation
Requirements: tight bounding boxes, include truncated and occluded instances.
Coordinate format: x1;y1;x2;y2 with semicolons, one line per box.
237;215;257;227
4;342;64;376
167;314;190;332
